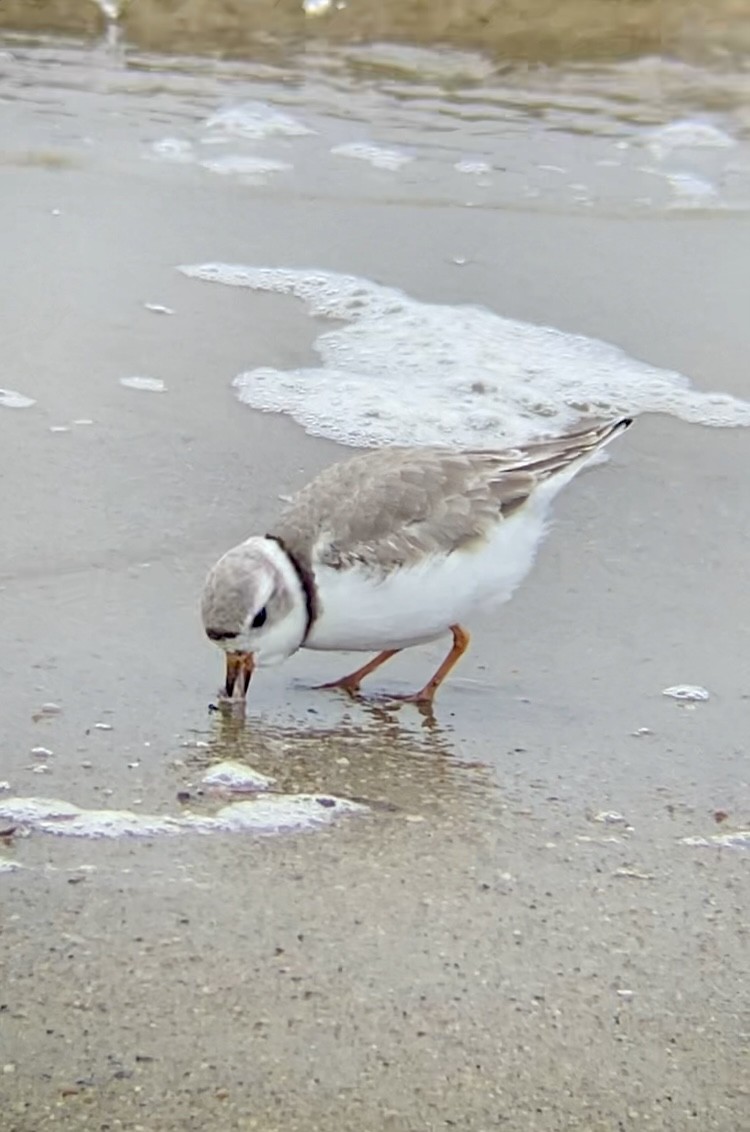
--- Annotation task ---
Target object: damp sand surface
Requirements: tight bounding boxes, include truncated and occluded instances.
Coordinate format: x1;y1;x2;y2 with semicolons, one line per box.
1;28;749;1132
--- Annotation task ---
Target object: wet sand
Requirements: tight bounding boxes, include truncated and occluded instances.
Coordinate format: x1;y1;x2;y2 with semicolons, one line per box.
2;28;750;1132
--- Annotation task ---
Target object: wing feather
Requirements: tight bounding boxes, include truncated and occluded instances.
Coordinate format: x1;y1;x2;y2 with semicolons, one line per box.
271;419;630;573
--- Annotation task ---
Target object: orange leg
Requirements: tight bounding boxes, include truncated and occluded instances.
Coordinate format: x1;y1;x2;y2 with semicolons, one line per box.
392;625;470;706
314;648;401;696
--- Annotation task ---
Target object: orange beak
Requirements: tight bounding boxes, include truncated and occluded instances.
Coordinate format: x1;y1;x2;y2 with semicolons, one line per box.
224;652;255;699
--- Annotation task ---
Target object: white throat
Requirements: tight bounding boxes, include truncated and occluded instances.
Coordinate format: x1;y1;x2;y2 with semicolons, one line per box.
251;537;309;667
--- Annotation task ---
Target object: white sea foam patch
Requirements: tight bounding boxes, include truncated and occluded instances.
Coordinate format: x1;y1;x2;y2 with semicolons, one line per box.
203;102;314;142
200;760;277;793
200;155;292;180
178;264;750;447
0;794;364;839
331;143;413;171
0;388;35;409
646;119;736;160
120;376;166;393
682;830;750;850
150;137;194;164
455;159;492;175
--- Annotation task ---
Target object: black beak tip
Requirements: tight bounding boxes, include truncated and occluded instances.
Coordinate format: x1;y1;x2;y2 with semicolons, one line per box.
223;653;253;701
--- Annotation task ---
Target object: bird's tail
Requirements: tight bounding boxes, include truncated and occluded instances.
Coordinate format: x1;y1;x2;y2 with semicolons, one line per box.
511;416;633;507
520;416;632;475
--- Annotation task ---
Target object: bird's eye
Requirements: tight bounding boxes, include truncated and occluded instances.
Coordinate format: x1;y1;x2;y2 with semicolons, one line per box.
251;607;267;629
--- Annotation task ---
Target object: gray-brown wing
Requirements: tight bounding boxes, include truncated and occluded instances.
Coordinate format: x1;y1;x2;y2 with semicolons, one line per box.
272;419;628;573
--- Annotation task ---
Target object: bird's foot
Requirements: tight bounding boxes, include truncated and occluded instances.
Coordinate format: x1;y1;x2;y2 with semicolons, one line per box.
387;688;436;707
312;676;362;697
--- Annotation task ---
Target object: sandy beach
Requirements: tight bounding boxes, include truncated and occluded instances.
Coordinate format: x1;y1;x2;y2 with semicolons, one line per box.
1;13;749;1131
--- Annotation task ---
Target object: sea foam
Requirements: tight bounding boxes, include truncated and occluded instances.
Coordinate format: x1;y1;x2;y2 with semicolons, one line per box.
179;263;750;447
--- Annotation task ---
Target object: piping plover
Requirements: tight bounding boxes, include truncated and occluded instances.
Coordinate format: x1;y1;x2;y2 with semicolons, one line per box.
202;417;632;705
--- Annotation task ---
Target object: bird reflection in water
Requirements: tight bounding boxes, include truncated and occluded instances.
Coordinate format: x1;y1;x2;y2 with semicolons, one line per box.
177;699;495;823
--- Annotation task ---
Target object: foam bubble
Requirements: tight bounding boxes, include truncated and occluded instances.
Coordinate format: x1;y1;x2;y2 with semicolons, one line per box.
204;102;313;142
200;155;292;180
646;120;736;158
662;684;710;702
0;798;82;821
455;160;492;175
0;796;182;837
0;388;35;409
120;376;166;393
178;263;750;448
666;173;720;209
210;795;364;834
151;138;194;163
0;793;364;840
331;143;413;171
200;760;277;793
682;830;750;850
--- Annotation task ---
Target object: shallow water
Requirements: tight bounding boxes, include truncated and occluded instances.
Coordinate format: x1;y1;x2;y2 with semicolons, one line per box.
1;9;749;1132
4;0;750;63
2;24;750;449
2;27;749;217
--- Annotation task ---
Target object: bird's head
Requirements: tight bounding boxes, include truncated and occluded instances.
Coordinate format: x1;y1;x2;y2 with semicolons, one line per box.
201;536;308;699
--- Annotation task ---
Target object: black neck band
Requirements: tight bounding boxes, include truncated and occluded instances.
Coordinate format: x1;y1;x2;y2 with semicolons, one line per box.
266;535;317;643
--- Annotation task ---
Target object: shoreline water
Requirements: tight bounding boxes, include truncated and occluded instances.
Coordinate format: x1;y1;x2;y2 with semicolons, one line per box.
2;0;750;63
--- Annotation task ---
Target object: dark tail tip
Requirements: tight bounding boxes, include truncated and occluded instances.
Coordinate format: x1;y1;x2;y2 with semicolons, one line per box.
607;417;633;438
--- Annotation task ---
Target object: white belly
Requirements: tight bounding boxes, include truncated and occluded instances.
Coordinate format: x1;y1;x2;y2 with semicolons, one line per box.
304;507;549;652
